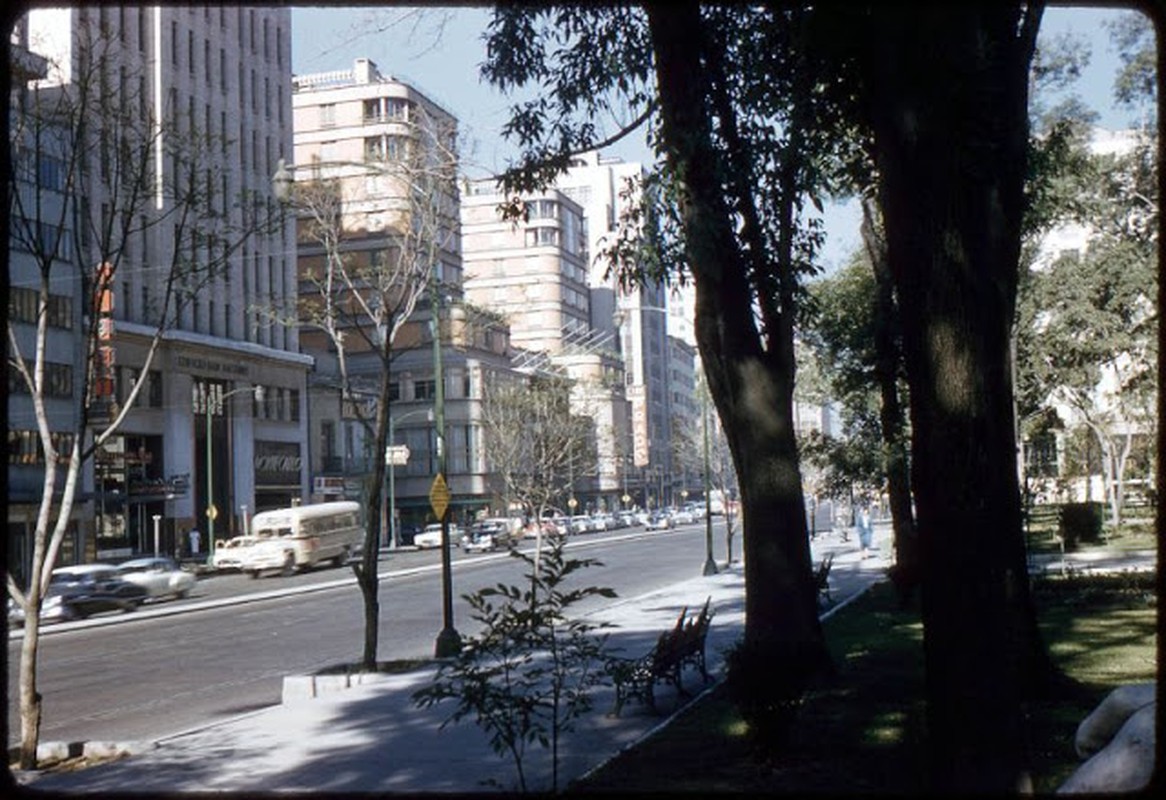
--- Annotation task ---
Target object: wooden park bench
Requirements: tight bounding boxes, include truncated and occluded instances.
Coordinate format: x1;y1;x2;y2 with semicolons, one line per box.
608;597;714;717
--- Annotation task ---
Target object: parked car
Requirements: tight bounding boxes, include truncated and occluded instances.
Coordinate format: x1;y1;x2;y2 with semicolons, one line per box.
670;507;696;525
210;536;257;571
414;523;463;549
645;511;675;531
116;557;197;600
616;511;639;528
567;516;592;535
463;519;515;552
591;514;617;532
9;565;149;625
543;517;570;537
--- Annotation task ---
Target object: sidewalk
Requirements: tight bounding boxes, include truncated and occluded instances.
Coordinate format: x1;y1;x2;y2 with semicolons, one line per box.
14;533;889;794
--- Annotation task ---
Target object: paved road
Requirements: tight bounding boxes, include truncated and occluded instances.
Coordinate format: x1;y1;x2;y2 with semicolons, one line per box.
6;522;744;749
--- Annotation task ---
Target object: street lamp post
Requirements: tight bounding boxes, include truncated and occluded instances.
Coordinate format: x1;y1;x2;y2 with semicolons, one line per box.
200;382;264;564
702;392;718;576
431;281;461;659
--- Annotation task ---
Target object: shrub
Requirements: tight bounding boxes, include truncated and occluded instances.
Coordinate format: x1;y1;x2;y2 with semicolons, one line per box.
412;532;616;793
1058;502;1103;550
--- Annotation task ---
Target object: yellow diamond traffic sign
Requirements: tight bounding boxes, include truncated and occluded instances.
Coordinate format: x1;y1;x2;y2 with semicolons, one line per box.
429;474;451;520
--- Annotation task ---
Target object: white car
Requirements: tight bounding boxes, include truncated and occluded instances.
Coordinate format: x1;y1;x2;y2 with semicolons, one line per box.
414;523;463;549
211;536;258;571
116;557;197;600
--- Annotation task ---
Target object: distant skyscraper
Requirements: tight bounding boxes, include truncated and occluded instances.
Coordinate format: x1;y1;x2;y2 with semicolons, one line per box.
554;152;673;495
462;177;631;507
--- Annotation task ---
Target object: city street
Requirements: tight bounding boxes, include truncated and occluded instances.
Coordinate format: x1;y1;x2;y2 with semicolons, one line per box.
7;520;783;750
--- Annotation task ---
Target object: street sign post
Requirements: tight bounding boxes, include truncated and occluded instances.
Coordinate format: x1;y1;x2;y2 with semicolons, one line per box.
386;444;411;466
429;474;451;521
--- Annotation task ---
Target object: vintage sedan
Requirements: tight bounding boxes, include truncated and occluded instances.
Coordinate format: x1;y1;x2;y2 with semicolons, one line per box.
414;523;463;549
645;511;675;531
210;536;258;571
9;565;149;625
116;557;197;600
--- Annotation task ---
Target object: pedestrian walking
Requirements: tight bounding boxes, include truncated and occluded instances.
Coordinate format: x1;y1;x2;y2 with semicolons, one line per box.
189;527;202;556
858;503;873;558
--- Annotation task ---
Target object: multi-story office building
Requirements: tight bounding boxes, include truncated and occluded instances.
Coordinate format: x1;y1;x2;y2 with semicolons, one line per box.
462;178;631;510
461;184;590;354
11;7;308;565
291;59;517;533
553;152;675;495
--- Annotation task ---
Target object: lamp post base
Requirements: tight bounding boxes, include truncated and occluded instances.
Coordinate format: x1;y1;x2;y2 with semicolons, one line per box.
434;627;462;659
702;556;719;576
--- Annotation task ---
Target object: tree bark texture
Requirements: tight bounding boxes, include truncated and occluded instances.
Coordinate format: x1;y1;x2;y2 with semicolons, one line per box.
860;198;920;605
858;4;1045;791
646;2;826;670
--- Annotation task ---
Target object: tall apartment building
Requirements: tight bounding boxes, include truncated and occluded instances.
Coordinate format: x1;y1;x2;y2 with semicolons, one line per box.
462;179;631;509
11;6;307;566
554;151;675;499
291;59;517;532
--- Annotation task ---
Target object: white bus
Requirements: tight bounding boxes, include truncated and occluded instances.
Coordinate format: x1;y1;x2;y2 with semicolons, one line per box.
239;501;365;577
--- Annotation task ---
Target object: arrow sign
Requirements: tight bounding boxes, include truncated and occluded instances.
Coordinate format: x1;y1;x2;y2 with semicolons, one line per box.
429;474;451;520
385;444;411;466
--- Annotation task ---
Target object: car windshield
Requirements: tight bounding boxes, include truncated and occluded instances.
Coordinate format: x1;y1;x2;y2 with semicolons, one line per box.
118;560;162;572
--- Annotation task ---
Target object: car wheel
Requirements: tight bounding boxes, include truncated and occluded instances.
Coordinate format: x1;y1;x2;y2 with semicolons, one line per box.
280;552;295;576
246;570;258;579
176;588;191;600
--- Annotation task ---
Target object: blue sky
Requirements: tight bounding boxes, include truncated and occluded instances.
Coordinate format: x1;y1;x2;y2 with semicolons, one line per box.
291;4;1150;270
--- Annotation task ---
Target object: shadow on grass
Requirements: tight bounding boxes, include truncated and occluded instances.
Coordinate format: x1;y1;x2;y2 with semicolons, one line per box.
571;575;1157;795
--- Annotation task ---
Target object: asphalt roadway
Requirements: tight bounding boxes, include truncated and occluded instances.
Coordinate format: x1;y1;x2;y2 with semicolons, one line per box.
10;526;1154;794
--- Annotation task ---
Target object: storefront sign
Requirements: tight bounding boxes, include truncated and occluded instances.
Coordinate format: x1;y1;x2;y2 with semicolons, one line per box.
176;354;250;378
255;440;302;487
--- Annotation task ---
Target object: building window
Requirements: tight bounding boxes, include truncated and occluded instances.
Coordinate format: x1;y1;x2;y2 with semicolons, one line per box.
37;154;66;192
525;227;560;248
7;430;74;466
321;420;336;461
320;103;335;128
147;369;163;407
290;389;300;422
414;379;435;401
388;382;400;402
528;199;559;220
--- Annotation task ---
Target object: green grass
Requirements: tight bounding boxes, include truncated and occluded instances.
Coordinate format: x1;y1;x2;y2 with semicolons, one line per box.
1026;501;1157;555
570;572;1157;794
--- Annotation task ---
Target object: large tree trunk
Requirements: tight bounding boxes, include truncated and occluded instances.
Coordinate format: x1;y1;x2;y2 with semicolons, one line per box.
859;4;1047;791
861;198;920;606
646;3;827;677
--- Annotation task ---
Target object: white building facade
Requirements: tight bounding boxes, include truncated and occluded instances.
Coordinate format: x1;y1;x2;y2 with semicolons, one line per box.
554;152;675;497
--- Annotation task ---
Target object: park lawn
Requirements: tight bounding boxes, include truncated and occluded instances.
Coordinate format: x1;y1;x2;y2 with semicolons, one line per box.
569;573;1156;794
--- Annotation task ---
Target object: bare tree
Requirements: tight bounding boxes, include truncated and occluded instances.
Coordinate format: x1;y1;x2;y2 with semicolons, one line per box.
279;104;460;670
480;370;596;554
7;18;278;769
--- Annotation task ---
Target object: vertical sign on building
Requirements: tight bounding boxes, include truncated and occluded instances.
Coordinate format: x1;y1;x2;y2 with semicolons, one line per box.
93;262;116;421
